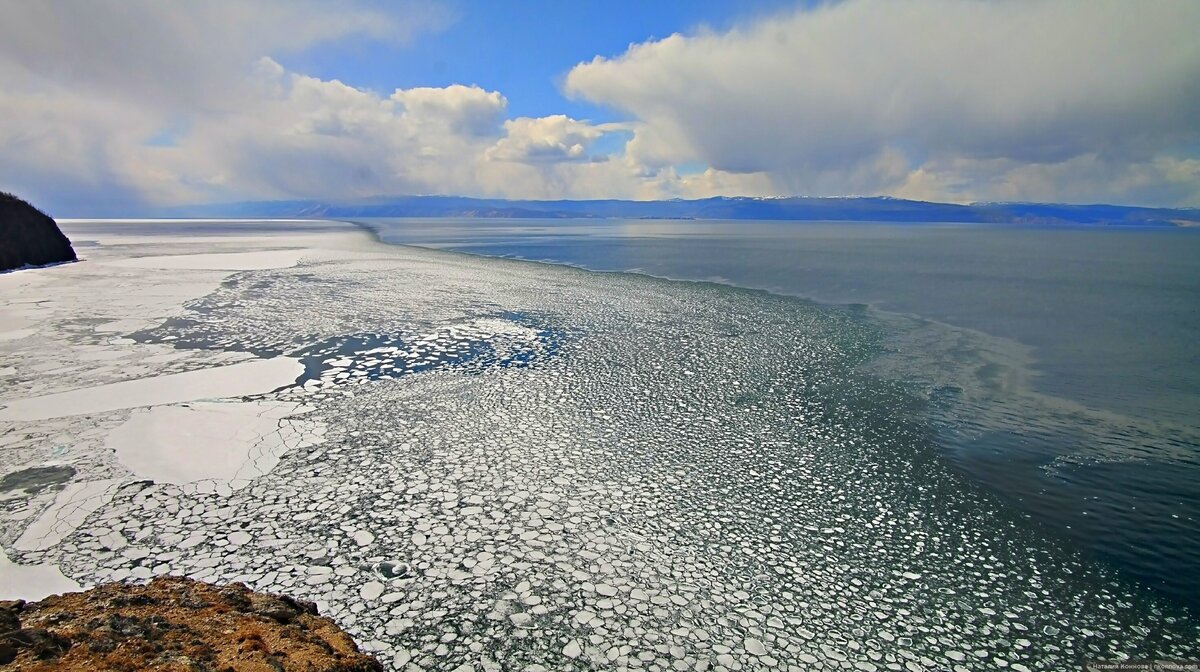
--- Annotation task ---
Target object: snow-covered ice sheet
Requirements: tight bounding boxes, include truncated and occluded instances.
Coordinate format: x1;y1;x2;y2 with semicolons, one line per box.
107;401;324;487
0;551;79;601
110;249;309;271
0;357;303;421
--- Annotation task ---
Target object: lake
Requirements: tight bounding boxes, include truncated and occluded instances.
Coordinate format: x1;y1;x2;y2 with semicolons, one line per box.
358;217;1200;608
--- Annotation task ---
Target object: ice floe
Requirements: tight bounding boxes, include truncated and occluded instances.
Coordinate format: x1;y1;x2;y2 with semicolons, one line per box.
0;357;303;420
110;249;309;271
0;221;1195;672
16;479;118;551
106;401;324;488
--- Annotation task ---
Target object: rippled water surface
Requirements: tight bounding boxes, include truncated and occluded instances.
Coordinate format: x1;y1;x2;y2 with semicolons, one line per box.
358;218;1200;608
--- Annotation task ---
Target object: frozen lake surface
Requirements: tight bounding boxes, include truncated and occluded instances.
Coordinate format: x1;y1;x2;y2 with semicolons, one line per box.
0;220;1196;670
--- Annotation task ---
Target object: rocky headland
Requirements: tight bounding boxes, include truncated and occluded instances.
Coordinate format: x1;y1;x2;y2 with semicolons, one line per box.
0;577;381;671
0;193;76;273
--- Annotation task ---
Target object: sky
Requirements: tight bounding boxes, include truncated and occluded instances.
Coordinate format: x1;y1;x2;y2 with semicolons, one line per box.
1;0;1198;215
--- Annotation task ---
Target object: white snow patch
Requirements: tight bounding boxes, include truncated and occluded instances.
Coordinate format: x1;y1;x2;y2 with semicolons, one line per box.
109;249;308;271
0;328;35;341
0;551;80;601
0;311;30;333
95;318;151;333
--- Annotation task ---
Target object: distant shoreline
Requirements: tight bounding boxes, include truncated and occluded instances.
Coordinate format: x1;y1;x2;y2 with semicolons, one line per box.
50;194;1199;227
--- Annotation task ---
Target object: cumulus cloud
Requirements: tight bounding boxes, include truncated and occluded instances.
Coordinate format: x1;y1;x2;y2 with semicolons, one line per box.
151;67;512;201
2;0;1198;210
486;116;622;163
567;0;1200;205
391;85;508;138
0;1;662;210
895;153;1200;207
0;0;455;209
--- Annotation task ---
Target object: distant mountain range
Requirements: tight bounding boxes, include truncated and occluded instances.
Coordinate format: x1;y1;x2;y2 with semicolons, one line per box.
157;195;1200;227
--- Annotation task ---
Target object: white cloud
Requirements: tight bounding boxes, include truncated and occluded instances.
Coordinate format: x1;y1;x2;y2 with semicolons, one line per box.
486;115;620;163
130;65;640;203
898;153;1200;207
0;1;658;210
0;0;444;112
391;85;508;138
155;69;508;201
0;1;453;209
566;0;1200;205
2;0;1198;210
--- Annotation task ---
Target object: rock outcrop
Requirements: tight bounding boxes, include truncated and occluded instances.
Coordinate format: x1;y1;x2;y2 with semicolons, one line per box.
0;192;76;272
0;576;382;671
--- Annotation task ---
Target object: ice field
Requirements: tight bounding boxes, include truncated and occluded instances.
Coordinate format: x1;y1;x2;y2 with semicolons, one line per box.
0;222;1196;671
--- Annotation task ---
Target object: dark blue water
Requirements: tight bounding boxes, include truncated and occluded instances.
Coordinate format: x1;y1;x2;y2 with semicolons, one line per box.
357;217;1200;607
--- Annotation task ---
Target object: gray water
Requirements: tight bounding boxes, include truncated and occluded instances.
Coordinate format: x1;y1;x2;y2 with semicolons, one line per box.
358;218;1200;608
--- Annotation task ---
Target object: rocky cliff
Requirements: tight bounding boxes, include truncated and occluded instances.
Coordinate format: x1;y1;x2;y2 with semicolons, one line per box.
0;193;76;272
0;576;382;671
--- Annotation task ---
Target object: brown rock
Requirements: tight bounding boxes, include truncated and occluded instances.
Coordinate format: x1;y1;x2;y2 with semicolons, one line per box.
0;576;382;671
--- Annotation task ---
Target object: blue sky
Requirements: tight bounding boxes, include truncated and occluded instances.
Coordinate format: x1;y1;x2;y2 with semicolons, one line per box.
277;1;803;123
1;0;1198;214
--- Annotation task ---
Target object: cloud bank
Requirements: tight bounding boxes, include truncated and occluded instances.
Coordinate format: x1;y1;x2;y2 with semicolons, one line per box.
566;0;1200;205
1;0;1198;213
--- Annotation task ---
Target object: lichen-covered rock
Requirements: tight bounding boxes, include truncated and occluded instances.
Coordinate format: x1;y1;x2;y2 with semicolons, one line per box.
0;576;382;671
0;192;76;272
